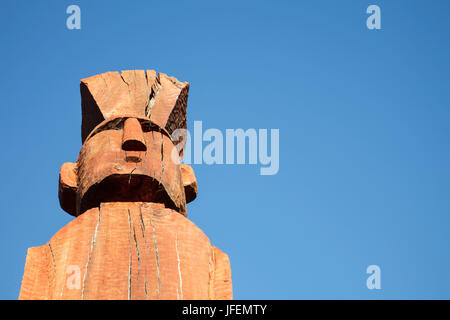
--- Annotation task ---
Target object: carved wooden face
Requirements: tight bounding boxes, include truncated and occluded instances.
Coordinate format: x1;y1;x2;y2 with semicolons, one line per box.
59;116;199;216
76;116;186;214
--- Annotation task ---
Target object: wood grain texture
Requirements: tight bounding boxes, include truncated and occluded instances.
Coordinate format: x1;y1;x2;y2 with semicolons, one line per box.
19;202;232;300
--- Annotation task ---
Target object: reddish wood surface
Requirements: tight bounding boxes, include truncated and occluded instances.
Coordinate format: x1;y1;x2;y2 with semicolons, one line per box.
20;70;232;300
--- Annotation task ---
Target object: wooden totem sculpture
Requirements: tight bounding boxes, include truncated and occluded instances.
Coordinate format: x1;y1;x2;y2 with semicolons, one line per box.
19;70;232;300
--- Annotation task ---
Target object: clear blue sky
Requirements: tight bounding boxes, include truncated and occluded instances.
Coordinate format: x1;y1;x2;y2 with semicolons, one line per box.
1;0;450;299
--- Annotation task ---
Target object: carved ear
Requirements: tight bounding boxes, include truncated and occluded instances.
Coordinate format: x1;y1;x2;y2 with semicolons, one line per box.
180;164;198;203
58;162;78;216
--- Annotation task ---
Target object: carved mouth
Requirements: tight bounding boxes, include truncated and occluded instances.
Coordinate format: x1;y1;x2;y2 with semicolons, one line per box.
79;174;178;215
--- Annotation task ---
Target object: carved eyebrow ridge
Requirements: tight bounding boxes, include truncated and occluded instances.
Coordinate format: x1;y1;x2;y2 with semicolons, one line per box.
84;117;173;142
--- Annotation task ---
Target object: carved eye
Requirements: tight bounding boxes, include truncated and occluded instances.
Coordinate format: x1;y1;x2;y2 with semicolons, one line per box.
85;118;125;141
139;120;153;132
139;119;161;133
139;120;177;143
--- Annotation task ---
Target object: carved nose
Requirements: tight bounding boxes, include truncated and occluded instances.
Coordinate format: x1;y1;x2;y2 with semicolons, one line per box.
122;118;147;151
